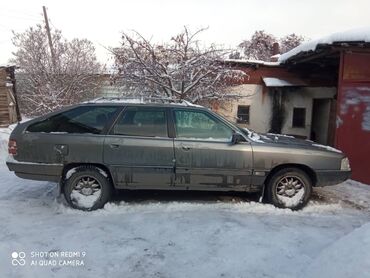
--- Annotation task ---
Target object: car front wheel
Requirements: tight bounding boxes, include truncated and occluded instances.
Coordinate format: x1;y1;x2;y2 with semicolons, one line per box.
266;168;312;210
63;166;112;211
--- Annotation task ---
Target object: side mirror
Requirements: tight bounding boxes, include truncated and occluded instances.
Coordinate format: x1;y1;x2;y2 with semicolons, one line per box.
231;132;245;144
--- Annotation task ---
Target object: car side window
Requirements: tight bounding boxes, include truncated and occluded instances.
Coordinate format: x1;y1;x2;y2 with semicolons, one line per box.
112;107;168;137
27;106;119;134
174;110;233;141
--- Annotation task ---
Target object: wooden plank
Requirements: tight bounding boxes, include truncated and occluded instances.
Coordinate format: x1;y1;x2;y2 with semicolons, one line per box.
0;69;8;80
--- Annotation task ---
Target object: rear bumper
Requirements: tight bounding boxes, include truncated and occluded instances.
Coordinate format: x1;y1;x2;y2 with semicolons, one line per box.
6;161;63;182
315;170;351;187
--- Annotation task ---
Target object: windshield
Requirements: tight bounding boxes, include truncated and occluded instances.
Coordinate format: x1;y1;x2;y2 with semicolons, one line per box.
210;110;249;134
208;109;265;142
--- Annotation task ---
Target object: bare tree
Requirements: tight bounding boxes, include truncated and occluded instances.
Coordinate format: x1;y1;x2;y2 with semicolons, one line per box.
238;30;276;61
235;30;305;60
112;27;247;103
279;33;305;54
11;24;104;116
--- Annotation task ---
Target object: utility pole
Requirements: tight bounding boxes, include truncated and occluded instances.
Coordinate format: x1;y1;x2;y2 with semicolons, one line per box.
42;6;56;69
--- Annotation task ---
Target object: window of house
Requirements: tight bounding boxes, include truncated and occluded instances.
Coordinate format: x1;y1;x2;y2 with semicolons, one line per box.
292;108;306;128
27;106;119;134
112;107;168;137
174;110;232;141
236;105;250;124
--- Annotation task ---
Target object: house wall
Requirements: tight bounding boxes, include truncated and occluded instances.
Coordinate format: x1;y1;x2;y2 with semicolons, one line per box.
281;89;313;138
212;84;272;133
281;87;336;138
226;63;337;88
98;85;121;98
213;84;336;139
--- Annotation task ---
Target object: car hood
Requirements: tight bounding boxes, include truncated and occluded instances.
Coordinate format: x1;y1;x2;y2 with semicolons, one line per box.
242;128;343;154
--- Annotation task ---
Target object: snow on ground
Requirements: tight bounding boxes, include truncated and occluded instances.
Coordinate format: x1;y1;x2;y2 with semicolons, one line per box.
315;180;370;211
303;221;370;278
1;126;370;278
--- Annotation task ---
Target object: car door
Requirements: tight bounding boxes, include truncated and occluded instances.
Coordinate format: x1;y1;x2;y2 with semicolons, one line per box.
103;106;175;189
22;105;120;166
172;108;253;190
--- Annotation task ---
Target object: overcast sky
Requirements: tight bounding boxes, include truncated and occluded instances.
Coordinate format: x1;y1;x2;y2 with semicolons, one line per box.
1;0;370;65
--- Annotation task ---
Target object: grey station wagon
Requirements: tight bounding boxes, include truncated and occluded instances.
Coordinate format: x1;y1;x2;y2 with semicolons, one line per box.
6;98;351;210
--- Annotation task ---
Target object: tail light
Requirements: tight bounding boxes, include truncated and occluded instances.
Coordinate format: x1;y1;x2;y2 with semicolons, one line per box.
8;139;17;155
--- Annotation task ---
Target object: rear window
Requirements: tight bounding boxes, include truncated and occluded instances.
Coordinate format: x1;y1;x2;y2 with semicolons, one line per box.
27;106;119;134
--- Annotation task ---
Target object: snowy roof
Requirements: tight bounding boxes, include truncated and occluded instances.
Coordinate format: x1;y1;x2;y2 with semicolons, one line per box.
224;59;280;67
279;27;370;63
262;77;308;87
0;65;16;69
270;54;281;59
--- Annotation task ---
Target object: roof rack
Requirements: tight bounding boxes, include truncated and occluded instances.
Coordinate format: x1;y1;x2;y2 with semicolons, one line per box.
86;96;202;107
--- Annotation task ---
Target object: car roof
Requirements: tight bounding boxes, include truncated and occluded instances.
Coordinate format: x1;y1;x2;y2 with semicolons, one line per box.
81;97;206;109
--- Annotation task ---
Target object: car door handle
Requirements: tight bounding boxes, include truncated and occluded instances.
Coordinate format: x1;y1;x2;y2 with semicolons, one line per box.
54;144;68;155
110;144;120;149
181;144;191;151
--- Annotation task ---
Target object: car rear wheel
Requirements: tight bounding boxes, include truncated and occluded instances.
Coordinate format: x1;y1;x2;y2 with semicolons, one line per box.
63;166;112;211
266;168;312;210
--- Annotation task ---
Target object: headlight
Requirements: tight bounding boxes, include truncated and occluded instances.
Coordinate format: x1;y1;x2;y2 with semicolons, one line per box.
341;157;351;171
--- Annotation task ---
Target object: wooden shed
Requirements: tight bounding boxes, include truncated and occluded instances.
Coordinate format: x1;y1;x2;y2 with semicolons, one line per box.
0;66;21;126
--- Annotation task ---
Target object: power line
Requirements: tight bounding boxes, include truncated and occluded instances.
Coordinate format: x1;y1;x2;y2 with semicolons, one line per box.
0;12;41;22
0;11;40;20
0;7;41;19
0;22;34;33
0;23;15;31
50;21;58;31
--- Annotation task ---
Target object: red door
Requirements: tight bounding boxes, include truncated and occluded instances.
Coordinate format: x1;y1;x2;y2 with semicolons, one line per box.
336;52;370;184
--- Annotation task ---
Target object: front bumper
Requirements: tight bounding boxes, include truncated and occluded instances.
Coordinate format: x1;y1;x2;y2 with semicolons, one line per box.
315;170;351;187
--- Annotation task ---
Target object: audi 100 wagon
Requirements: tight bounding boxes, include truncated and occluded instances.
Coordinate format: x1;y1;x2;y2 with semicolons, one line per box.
6;98;351;210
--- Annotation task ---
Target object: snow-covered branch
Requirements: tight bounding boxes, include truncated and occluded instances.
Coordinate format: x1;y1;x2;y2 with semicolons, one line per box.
11;24;104;116
112;27;247;103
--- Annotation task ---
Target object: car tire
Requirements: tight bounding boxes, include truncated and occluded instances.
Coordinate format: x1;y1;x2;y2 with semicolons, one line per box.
266;168;312;210
63;166;112;211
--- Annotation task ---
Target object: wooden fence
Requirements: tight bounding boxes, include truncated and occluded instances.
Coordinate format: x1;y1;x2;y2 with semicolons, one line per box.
0;66;21;127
